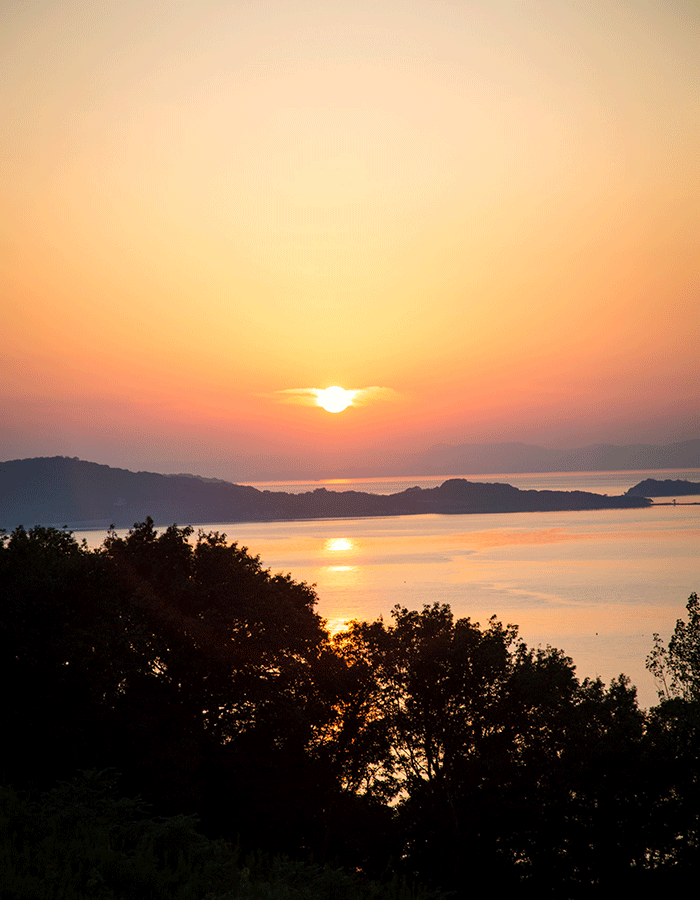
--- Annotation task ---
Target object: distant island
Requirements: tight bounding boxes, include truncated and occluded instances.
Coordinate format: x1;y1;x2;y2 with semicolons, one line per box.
0;457;654;530
625;478;700;497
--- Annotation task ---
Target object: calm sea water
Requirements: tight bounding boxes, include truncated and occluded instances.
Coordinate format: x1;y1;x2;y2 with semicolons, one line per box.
76;469;700;709
247;468;700;497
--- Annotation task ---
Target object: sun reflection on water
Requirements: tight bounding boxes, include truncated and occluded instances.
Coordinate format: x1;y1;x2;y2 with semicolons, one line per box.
324;537;355;553
326;617;352;637
320;536;361;584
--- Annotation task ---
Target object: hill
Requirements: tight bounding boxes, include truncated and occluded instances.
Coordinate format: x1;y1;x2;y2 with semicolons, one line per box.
399;438;700;476
626;478;700;497
1;457;651;530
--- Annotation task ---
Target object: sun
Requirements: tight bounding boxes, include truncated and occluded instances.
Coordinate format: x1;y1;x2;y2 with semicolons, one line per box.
315;386;356;413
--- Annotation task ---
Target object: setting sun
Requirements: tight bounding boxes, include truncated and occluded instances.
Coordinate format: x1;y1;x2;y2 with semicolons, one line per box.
315;386;356;414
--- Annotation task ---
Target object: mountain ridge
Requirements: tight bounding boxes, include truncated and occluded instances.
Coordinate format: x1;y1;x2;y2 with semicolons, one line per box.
0;455;657;530
398;438;700;477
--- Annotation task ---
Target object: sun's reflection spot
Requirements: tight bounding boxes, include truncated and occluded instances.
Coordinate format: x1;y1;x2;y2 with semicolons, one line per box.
326;617;352;637
324;537;355;553
318;536;363;588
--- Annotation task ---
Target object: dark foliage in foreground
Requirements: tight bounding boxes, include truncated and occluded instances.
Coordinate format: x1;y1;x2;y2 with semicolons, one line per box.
1;770;433;900
1;522;699;897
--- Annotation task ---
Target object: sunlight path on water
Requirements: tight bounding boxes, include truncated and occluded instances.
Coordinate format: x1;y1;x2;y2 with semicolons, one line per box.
201;505;698;709
74;471;700;709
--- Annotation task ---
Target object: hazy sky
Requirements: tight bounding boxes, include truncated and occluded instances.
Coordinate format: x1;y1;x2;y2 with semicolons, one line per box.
2;1;698;480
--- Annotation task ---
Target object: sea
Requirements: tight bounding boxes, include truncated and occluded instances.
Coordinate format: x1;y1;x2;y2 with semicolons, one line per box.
75;468;700;709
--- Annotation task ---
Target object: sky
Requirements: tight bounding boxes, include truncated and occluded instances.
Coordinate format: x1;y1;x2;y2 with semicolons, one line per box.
2;0;698;481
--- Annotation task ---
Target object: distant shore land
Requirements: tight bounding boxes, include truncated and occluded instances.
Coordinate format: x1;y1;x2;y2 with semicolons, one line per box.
3;456;699;531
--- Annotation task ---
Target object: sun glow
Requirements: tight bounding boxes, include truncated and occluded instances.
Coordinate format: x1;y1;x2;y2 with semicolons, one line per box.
315;386;356;413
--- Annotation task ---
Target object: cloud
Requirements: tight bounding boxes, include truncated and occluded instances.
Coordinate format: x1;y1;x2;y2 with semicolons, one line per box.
270;386;399;408
350;386;399;406
273;388;319;406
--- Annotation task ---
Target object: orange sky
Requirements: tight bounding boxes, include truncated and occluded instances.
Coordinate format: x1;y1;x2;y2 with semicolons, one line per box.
2;1;698;480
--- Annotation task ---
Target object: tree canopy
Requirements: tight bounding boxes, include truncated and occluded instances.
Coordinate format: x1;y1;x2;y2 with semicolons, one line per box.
647;592;700;702
2;523;699;894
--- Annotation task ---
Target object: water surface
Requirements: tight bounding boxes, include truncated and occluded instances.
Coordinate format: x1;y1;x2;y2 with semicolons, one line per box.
75;469;700;709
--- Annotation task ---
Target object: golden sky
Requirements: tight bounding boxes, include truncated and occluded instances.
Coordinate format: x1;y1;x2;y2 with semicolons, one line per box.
2;1;698;479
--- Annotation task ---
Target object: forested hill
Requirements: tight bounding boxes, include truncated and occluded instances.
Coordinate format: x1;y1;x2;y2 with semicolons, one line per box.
625;478;700;497
1;457;652;529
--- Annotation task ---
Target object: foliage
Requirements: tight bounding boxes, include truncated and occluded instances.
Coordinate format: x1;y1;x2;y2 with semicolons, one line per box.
0;771;438;900
0;770;220;899
647;593;700;701
1;521;336;847
332;604;661;892
2;523;700;894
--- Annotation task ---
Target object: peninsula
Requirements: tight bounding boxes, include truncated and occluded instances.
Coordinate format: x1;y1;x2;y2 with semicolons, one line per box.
1;457;652;531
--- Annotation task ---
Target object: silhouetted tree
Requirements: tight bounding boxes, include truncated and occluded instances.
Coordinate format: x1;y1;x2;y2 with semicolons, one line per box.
647;592;700;701
0;525;148;786
3;523;699;893
642;593;700;880
99;520;342;850
1;522;341;855
332;603;657;893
